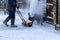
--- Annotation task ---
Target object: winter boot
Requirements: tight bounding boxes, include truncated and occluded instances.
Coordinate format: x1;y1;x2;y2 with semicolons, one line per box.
11;25;17;27
3;16;10;26
11;18;17;27
3;21;8;26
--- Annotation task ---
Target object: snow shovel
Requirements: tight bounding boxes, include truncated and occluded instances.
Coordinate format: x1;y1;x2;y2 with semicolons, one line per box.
17;8;32;27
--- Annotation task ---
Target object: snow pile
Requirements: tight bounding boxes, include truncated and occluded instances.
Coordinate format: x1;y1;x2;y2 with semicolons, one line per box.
30;0;46;17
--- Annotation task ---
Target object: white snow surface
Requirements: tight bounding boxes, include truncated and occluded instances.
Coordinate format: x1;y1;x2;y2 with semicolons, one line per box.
0;8;60;40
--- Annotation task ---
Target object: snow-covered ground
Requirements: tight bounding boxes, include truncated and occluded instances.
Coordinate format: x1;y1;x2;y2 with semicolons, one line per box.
0;8;60;40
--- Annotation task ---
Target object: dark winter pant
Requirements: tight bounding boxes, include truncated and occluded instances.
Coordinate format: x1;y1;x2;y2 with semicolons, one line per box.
4;9;16;25
9;10;15;18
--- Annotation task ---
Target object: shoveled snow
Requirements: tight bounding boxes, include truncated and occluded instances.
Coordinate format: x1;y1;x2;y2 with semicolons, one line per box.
0;8;60;40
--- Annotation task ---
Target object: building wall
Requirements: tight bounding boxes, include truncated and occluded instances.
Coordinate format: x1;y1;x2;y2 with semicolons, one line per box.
53;0;60;25
58;0;60;24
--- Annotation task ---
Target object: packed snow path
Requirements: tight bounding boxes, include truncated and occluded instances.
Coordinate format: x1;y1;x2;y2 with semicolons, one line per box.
0;9;60;40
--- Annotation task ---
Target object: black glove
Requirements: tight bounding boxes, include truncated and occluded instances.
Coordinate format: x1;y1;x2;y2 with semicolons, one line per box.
17;6;19;9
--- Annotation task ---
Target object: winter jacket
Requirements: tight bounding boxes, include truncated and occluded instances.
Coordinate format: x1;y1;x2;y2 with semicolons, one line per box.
8;0;17;11
8;0;17;18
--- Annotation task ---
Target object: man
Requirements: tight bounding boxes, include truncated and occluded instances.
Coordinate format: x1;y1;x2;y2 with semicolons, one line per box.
28;0;46;25
3;0;17;27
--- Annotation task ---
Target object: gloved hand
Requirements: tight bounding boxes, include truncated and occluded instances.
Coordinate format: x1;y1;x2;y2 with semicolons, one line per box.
17;6;19;9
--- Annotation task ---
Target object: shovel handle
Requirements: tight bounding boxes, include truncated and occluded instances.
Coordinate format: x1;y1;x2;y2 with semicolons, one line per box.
17;9;25;21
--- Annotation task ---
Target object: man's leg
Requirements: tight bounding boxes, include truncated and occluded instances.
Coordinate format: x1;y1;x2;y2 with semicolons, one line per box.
11;18;17;27
11;18;15;25
3;16;10;26
9;10;17;27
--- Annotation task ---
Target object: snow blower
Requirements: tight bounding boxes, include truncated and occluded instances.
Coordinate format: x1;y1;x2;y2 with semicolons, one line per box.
17;8;32;27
